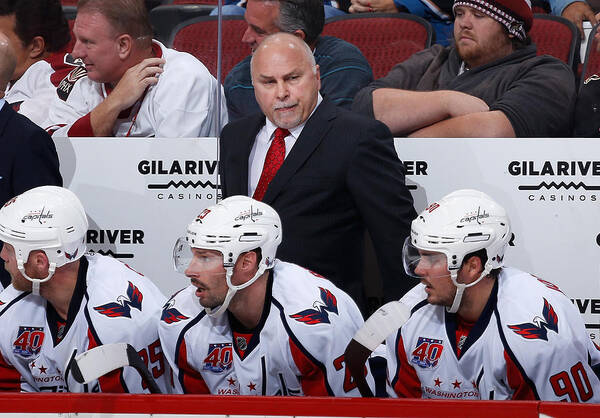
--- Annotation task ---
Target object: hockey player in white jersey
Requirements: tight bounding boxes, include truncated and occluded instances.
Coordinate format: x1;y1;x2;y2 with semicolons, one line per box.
159;196;373;396
346;189;600;401
44;0;227;138
0;186;168;392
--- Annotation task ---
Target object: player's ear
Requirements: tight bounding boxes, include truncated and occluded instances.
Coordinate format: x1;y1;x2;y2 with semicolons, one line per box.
464;255;483;282
116;34;133;59
240;251;258;270
29;36;46;59
26;250;50;278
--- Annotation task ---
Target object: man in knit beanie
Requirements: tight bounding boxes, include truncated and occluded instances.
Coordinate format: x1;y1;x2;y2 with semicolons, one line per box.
352;0;577;137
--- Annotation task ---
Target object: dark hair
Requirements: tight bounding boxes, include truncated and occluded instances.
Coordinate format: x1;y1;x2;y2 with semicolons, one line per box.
0;0;70;52
277;0;324;46
78;0;152;47
462;249;501;279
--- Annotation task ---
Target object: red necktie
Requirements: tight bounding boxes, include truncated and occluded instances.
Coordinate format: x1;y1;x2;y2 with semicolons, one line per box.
253;127;289;201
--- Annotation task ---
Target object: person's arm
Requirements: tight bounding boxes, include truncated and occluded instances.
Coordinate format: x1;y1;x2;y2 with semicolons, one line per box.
372;88;489;135
408;109;515;137
90;57;164;136
346;120;417;301
552;0;598;39
349;0;399;13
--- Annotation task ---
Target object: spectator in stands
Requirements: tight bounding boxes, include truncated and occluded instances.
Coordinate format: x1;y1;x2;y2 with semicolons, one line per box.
0;32;62;289
220;33;416;315
224;0;373;121
211;0;347;19
352;0;576;137
0;0;77;127
348;0;597;46
45;0;226;138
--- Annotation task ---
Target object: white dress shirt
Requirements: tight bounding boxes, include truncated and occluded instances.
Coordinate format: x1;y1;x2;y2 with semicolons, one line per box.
248;94;323;197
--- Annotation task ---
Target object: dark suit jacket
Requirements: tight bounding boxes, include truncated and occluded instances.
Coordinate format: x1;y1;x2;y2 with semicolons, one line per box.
220;98;417;314
0;102;62;287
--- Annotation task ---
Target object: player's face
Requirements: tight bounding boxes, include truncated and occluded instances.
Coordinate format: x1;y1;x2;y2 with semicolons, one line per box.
0;14;31;81
0;243;32;291
252;43;321;129
185;248;229;309
71;11;123;84
242;0;281;52
454;6;513;69
413;250;456;306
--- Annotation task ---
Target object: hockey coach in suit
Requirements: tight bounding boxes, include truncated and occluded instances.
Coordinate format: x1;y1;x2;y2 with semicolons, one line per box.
219;33;416;314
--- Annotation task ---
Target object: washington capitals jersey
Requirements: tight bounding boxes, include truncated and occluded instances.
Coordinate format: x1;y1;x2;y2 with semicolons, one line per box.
159;260;373;396
0;254;168;393
386;267;600;401
5;49;83;127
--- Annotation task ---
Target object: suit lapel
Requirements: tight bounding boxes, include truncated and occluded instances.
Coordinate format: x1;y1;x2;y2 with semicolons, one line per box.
0;103;13;137
262;98;336;204
231;115;265;196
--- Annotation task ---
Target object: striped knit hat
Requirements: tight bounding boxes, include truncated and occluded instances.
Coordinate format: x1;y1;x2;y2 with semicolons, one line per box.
453;0;533;41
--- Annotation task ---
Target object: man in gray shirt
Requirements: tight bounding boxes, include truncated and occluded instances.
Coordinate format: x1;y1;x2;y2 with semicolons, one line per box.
352;0;576;137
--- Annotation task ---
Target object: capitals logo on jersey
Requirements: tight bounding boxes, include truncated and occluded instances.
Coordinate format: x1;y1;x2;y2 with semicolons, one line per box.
203;343;233;373
13;326;45;358
507;298;559;341
160;299;189;324
93;281;143;318
411;337;444;369
289;287;338;325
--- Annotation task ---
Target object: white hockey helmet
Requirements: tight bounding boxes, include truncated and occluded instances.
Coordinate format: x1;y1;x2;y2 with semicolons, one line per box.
403;189;511;313
173;195;282;316
0;186;88;294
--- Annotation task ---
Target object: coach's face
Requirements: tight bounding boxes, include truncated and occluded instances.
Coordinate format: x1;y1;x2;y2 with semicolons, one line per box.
71;11;123;84
252;36;321;130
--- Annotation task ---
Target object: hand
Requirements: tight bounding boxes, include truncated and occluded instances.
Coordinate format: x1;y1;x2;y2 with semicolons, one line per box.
349;0;398;14
561;1;598;40
108;57;165;111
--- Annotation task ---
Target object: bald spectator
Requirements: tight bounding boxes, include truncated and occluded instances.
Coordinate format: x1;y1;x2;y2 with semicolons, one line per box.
0;32;62;289
352;0;576;137
224;0;373;121
45;0;226;138
0;0;77;127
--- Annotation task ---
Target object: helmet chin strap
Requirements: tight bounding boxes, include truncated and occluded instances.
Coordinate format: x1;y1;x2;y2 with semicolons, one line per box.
446;263;492;314
205;260;273;317
17;260;56;296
